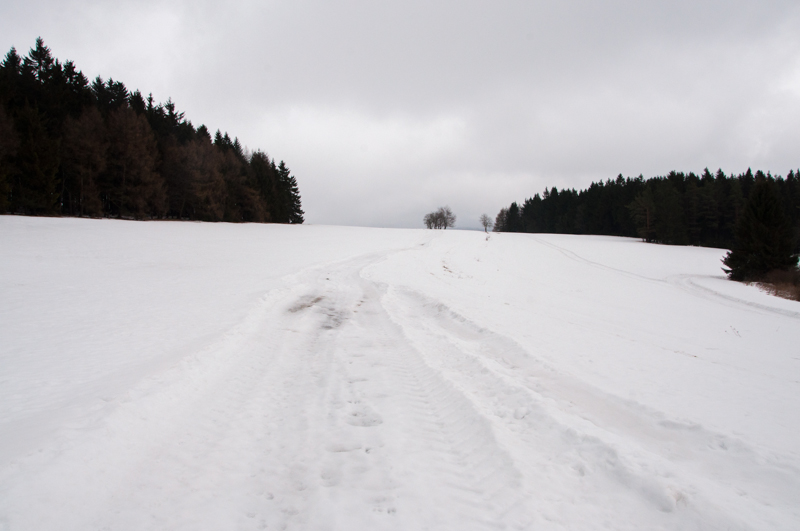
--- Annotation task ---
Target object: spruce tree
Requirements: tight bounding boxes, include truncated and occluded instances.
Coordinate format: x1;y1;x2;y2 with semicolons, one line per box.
0;47;22;90
493;208;508;232
91;77;111;113
12;104;60;215
129;90;146;115
191;137;226;221
61;107;107;216
22;38;54;83
103;106;165;218
722;177;798;280
653;180;687;244
0;106;18;211
249;150;277;221
628;187;656;242
106;79;129;111
277;161;304;224
505;202;522;232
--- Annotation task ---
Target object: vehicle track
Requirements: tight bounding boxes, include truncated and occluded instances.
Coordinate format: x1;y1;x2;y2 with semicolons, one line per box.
1;248;536;530
381;286;800;530
667;274;800;320
530;234;799;320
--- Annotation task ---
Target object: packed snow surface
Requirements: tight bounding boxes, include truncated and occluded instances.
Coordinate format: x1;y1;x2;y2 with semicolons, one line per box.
1;216;799;530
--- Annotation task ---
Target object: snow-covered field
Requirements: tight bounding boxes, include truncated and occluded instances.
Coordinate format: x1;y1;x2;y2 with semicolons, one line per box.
1;216;798;530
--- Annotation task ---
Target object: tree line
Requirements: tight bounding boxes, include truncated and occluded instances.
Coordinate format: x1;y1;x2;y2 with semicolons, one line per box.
494;168;800;253
0;38;303;223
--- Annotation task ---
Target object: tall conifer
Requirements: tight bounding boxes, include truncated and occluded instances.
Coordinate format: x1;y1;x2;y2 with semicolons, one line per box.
722;177;797;280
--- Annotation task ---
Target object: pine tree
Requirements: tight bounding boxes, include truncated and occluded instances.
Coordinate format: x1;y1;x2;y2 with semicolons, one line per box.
0;105;18;212
722;177;798;280
103;106;165;218
0;47;22;89
189;137;226;221
685;177;702;244
698;171;719;246
653;180;687;244
505;202;522;232
61;107;106;216
219;148;253;222
106;79;129;112
277;161;303;224
787;169;800;253
493;208;508;232
249;150;277;221
232;137;245;161
129;90;146;114
161;135;226;220
11;104;60;215
520;194;543;232
22;37;54;83
628;187;656;242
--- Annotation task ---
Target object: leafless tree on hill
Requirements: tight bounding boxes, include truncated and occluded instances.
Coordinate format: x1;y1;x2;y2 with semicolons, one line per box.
424;206;456;229
479;213;492;233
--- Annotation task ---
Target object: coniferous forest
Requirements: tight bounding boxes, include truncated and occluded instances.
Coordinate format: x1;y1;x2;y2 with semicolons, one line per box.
494;169;800;255
0;38;304;223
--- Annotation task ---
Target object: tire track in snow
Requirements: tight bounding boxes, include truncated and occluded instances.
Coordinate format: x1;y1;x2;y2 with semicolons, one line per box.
17;243;533;531
1;259;384;531
531;235;799;320
381;286;800;530
285;254;535;529
527;235;661;284
350;284;533;529
667;274;800;320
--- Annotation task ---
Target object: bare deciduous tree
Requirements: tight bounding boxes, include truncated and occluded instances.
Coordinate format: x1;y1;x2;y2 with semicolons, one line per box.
424;206;456;229
479;213;492;233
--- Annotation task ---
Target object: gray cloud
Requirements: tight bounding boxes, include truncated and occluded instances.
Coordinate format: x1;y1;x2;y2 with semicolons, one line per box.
3;0;799;228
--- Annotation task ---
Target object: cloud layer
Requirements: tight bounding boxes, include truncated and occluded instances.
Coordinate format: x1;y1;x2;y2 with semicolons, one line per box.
3;0;799;227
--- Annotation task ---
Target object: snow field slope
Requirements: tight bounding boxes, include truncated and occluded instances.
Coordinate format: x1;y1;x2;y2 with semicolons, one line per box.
1;217;799;530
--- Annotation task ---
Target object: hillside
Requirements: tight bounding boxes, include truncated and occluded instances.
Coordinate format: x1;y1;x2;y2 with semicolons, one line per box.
1;216;798;530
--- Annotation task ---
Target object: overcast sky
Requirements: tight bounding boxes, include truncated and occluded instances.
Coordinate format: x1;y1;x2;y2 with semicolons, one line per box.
3;1;800;228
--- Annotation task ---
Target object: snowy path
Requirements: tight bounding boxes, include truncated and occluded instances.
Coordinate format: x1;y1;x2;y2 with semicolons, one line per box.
1;218;799;530
3;250;533;530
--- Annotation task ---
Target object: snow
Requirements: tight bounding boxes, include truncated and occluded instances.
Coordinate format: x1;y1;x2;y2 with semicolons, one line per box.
1;216;798;530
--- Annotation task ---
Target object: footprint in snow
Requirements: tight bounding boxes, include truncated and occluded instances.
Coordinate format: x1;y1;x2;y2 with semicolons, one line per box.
346;406;383;427
326;441;363;452
320;466;343;487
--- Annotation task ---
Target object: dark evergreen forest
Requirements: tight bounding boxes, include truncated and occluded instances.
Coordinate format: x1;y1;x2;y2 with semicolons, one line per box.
0;38;304;223
494;169;800;253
